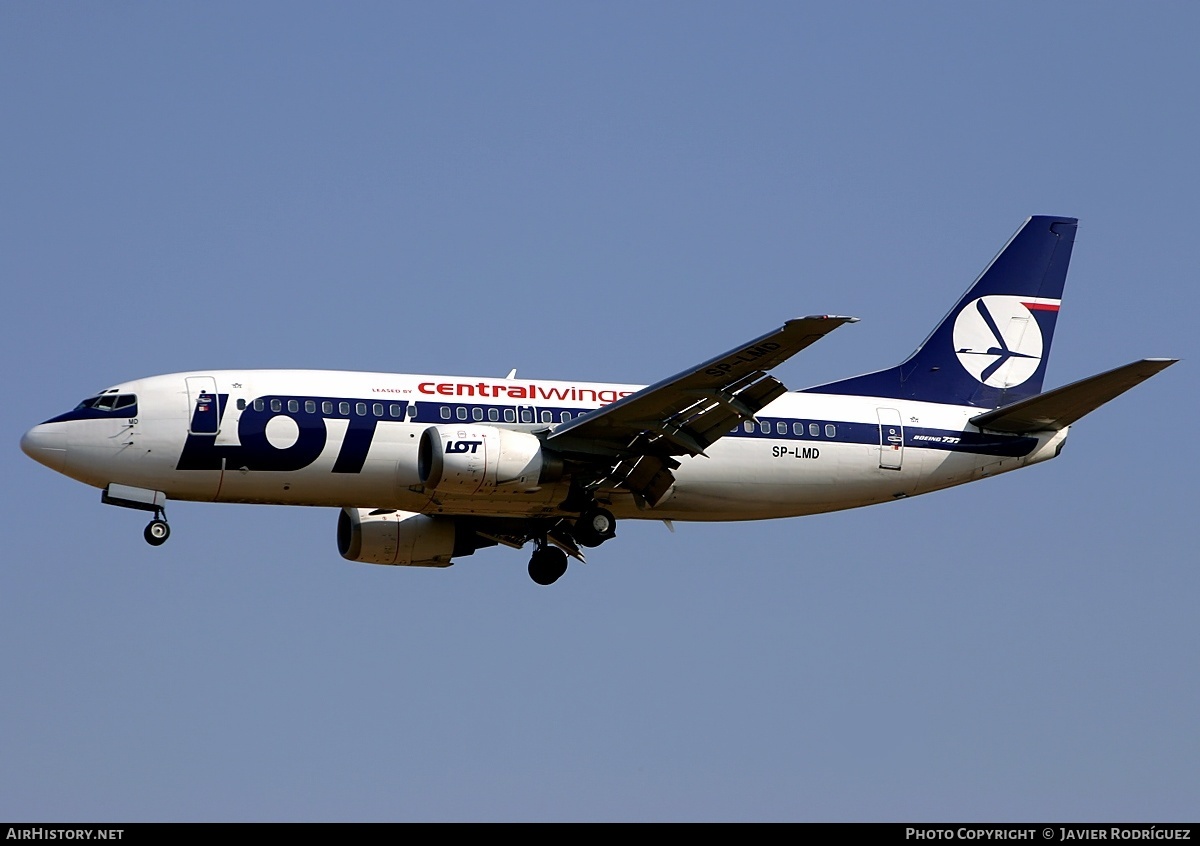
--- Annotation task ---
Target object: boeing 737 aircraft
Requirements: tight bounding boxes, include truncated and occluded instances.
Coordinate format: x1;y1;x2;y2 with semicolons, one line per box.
21;216;1176;584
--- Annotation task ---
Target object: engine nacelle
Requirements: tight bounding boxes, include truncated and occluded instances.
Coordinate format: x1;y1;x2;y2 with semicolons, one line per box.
417;425;561;495
337;507;490;567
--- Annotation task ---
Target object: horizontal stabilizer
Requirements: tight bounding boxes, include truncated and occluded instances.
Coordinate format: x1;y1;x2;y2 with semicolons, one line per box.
970;358;1178;434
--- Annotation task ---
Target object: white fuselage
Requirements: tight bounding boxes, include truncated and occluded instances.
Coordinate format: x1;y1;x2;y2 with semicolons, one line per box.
26;369;1066;522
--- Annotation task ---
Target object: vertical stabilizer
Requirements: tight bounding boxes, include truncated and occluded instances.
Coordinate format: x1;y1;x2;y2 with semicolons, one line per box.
806;215;1077;408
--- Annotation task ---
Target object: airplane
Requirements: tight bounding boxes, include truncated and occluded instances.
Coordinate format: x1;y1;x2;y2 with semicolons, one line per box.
20;216;1177;585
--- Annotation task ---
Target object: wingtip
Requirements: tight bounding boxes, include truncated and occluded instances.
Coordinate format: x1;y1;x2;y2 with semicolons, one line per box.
797;314;860;323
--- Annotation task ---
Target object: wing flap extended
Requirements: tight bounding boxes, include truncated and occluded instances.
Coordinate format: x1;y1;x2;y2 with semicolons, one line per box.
970;358;1177;434
546;315;856;506
548;315;856;459
595;454;680;507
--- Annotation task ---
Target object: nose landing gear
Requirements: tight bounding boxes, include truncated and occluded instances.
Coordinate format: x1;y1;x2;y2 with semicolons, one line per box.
143;514;170;546
101;485;173;548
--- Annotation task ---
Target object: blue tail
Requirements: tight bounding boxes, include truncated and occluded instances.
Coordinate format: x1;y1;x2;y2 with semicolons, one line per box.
806;215;1078;408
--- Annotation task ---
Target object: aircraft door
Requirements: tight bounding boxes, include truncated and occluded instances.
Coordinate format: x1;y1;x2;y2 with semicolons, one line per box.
877;407;903;470
186;376;221;435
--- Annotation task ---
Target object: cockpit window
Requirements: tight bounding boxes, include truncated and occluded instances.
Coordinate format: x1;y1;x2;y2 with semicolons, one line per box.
75;394;137;413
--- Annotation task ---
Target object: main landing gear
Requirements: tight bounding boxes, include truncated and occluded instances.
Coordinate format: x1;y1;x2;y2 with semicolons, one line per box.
573;507;616;548
525;506;618;585
528;542;569;586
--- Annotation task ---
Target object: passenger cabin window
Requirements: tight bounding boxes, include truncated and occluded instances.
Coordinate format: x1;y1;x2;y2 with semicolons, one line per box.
237;398;246;411
825;424;836;438
456;407;467;421
541;411;553;424
254;399;264;412
390;404;402;418
355;402;367;416
287;400;299;413
743;421;755;433
488;408;499;422
474;408;484;422
503;408;516;423
373;403;384;417
322;401;333;414
520;408;533;423
406;405;417;419
759;421;771;434
776;421;787;435
305;400;316;414
440;406;451;420
793;422;804;435
270;399;282;412
339;402;350;415
809;423;820;437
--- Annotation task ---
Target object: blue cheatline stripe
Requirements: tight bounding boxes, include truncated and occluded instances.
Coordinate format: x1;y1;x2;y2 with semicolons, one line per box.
48;390;1036;466
719;416;1036;457
405;401;1036;459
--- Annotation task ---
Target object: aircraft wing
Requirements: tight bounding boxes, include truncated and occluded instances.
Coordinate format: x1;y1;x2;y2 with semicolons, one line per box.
970;358;1178;434
546;315;857;506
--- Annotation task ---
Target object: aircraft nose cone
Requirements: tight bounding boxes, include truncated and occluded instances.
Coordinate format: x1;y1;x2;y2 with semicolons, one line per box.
20;424;68;472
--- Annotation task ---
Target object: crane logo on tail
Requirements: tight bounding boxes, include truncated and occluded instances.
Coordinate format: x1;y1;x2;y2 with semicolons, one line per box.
952;295;1059;388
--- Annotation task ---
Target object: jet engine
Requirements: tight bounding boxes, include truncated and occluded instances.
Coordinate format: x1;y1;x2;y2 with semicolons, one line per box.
337;507;492;566
417;425;562;495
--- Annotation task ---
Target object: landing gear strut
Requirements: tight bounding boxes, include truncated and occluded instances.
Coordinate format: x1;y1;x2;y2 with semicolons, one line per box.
527;541;568;586
101;485;172;547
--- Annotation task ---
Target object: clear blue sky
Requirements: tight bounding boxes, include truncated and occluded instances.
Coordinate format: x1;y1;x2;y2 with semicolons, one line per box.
2;2;1196;822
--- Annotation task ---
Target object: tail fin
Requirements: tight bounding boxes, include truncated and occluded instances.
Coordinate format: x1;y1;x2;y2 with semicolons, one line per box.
806;215;1078;408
